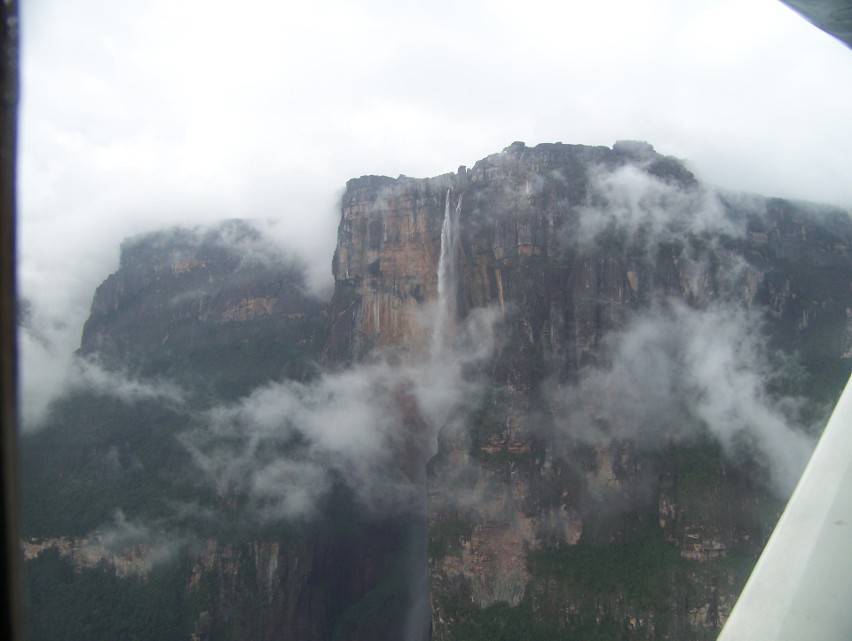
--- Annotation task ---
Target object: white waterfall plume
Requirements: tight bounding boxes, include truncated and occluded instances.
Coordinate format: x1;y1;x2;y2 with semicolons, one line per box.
406;188;463;641
432;189;462;357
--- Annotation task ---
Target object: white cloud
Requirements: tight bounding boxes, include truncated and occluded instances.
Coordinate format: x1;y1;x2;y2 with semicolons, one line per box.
18;339;185;431
91;509;190;573
17;0;850;490
180;305;501;521
68;358;185;405
574;163;739;246
547;300;815;496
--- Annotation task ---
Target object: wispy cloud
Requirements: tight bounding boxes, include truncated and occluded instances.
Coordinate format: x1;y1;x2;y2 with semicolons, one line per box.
546;300;815;495
69;357;185;405
54;509;195;577
180;305;501;522
573;163;742;248
19;347;186;432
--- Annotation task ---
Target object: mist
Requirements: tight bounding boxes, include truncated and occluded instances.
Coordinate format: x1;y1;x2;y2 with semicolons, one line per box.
93;509;191;574
17;219;326;431
575;162;741;247
180;304;501;523
17;0;852;445
546;300;815;496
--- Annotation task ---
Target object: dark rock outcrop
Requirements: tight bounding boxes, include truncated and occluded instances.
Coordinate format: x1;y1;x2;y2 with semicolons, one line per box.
80;220;329;397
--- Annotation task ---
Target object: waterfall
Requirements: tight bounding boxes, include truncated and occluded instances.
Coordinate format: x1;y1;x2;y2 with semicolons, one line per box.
402;188;464;641
407;188;461;641
433;189;461;356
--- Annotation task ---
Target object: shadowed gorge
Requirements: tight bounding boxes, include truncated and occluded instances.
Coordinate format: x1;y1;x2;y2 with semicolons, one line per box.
20;142;852;641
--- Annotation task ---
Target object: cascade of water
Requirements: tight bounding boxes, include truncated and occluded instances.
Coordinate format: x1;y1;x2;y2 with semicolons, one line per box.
409;189;462;641
433;189;461;356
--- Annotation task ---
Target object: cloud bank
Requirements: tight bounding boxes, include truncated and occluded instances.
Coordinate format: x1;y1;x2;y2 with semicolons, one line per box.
17;0;852;443
18;342;187;430
546;300;815;496
180;305;501;522
575;163;742;247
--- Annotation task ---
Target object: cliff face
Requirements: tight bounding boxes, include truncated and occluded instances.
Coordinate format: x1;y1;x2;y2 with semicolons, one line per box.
22;221;417;641
22;537;322;639
78;220;329;398
21;142;852;641
324;174;450;361
327;141;852;639
21;528;394;641
329;141;849;367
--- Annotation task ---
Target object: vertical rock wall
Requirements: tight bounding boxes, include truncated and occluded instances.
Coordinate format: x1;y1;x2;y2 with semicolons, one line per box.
324;141;852;640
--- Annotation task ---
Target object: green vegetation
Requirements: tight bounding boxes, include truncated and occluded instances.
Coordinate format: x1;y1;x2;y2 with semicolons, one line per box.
596;226;629;254
437;526;754;641
23;549;192;641
20;394;202;538
528;532;683;611
428;513;474;559
437;590;638;641
127;314;326;402
333;560;410;641
441;600;543;641
464;385;507;458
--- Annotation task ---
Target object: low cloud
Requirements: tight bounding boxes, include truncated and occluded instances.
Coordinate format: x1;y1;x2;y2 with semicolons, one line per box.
81;509;191;576
546;300;815;496
18;314;73;430
69;358;185;405
574;163;742;248
19;347;185;432
181;305;501;522
118;220;315;284
17;220;315;431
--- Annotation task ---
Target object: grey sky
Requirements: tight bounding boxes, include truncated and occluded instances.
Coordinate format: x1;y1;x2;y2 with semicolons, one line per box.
16;0;852;424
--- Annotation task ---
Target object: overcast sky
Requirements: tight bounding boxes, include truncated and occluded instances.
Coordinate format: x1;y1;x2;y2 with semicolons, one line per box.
16;0;852;418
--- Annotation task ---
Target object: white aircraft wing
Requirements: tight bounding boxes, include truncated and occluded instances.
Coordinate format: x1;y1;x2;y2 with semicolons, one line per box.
717;374;852;640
